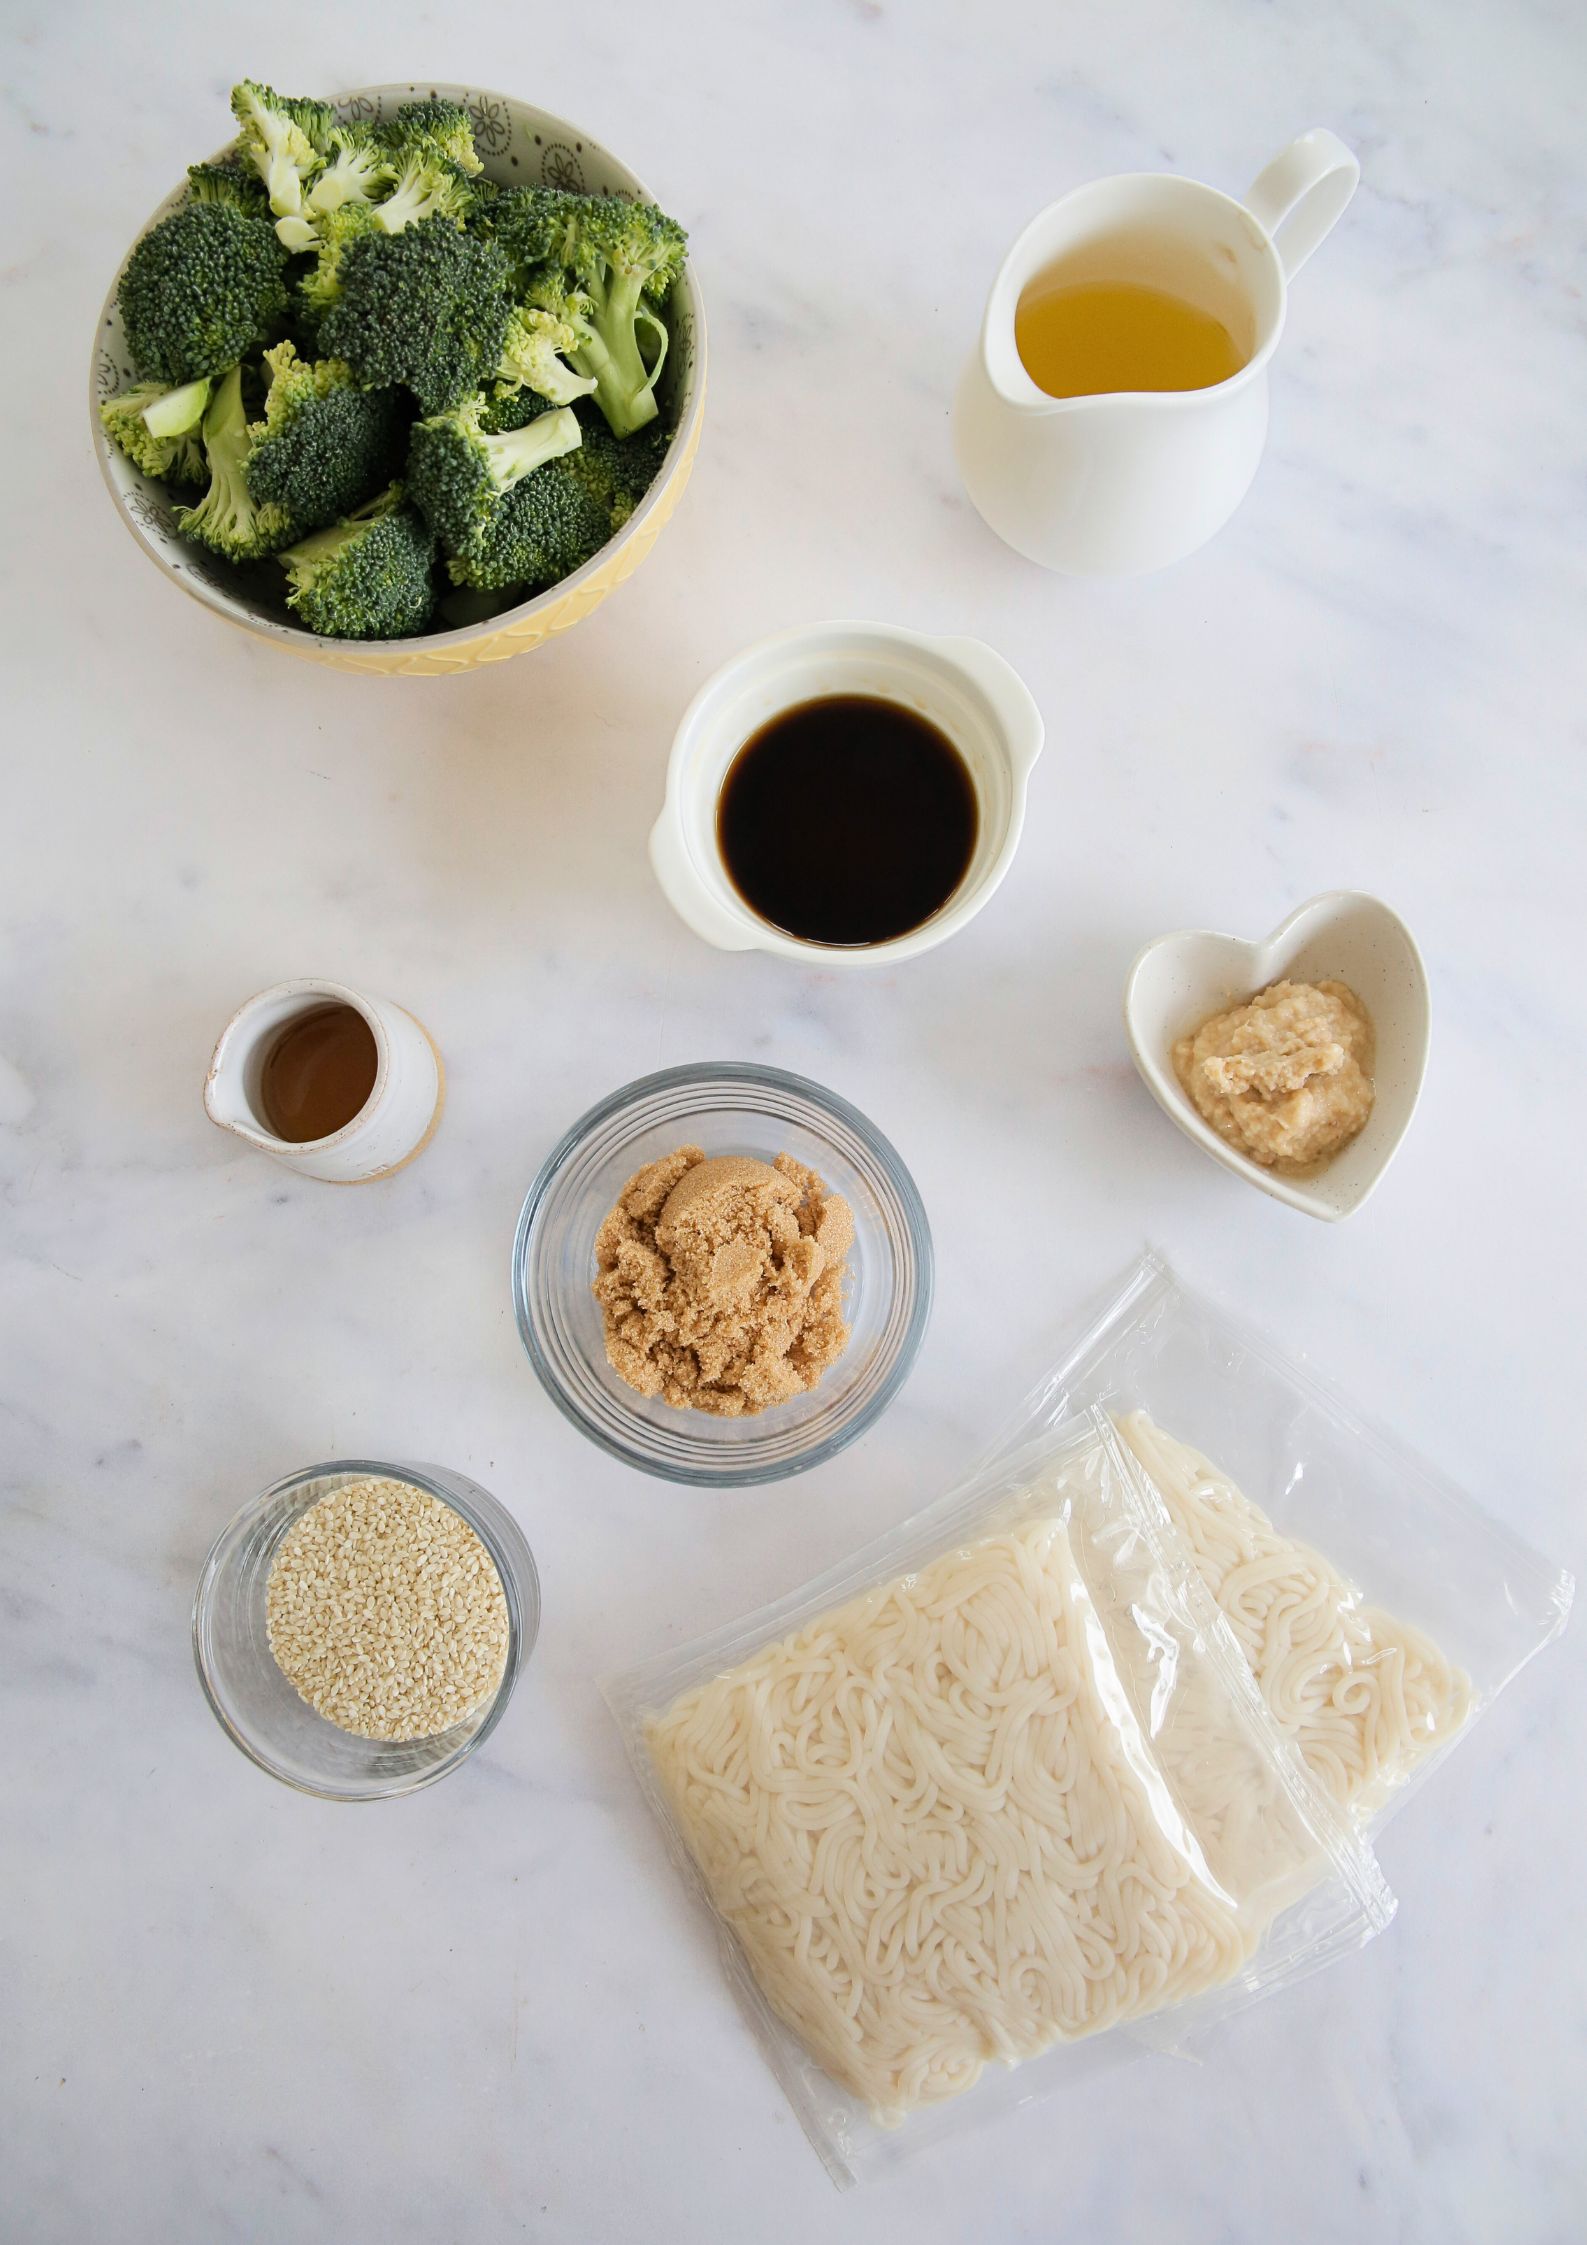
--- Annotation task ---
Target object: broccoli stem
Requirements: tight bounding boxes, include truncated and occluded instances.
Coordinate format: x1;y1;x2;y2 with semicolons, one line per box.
580;274;663;437
376;176;431;234
142;376;212;439
481;406;583;485
174;365;292;559
497;314;597;409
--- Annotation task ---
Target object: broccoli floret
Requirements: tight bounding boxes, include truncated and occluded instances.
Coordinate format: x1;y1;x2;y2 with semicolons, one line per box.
562;196;686;436
478;386;558;434
307;123;393;215
165;429;209;486
100;378;211;482
270;125;396;251
186;161;268;217
173;364;295;560
244;341;409;533
565;413;669;527
230;79;335;218
317;217;512;412
407;396;582;556
296;200;382;328
508;192;687;438
118;203;289;384
276;485;437;639
430;392;665;592
373;145;475;236
481;184;582;278
522;265;659;437
381;98;483;176
443;454;613;593
496;305;597;408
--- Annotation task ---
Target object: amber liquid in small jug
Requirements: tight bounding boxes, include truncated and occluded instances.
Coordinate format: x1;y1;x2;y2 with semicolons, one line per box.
259;1005;378;1142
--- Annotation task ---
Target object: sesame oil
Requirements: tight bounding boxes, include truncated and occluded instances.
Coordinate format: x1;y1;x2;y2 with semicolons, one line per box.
1015;277;1245;400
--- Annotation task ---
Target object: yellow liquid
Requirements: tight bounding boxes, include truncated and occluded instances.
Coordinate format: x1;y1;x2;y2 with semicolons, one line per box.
1015;278;1245;399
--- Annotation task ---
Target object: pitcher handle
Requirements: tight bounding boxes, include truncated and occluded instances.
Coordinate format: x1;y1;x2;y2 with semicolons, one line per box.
1245;129;1359;280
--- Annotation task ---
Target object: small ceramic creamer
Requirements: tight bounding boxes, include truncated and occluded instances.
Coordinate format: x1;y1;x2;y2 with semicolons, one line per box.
953;130;1359;576
203;979;444;1184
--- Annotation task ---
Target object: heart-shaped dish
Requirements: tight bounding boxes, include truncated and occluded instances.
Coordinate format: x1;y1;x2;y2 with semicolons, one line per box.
1123;891;1430;1221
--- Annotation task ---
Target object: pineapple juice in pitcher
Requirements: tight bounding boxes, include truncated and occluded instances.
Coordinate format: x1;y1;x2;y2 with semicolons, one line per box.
953;130;1358;576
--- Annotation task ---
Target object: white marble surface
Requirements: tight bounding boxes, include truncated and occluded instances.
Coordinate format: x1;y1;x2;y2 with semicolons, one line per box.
4;2;1585;2238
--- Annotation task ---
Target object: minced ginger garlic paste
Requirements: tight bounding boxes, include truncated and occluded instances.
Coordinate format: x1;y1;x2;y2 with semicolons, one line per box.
1173;979;1375;1172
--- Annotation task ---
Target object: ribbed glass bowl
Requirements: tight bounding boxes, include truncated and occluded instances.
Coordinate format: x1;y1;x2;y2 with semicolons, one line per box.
193;1459;539;1800
512;1064;933;1485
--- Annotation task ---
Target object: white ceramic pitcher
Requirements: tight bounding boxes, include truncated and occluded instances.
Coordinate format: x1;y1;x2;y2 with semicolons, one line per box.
953;130;1359;577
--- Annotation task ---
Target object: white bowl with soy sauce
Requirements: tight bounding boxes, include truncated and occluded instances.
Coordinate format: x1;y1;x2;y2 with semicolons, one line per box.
649;621;1044;963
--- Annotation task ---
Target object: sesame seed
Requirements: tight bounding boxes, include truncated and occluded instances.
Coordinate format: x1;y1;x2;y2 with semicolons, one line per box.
265;1477;509;1742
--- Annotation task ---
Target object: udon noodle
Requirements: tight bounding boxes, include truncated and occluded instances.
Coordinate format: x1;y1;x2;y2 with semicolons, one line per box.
648;1510;1284;2122
1115;1412;1471;1816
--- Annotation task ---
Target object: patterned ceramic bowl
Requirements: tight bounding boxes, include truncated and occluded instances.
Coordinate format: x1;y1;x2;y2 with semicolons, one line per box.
88;82;706;676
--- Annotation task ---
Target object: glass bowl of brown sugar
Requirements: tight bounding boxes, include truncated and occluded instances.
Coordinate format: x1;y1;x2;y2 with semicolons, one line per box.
512;1064;933;1486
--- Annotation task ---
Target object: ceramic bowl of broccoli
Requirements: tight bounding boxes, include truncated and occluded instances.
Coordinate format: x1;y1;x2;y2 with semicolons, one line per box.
90;81;706;676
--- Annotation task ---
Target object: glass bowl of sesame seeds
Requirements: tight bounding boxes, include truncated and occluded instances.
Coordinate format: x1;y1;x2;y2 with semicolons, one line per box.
193;1458;540;1800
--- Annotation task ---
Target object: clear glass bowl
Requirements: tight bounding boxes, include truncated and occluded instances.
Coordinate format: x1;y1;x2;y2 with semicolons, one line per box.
193;1459;539;1800
512;1062;933;1485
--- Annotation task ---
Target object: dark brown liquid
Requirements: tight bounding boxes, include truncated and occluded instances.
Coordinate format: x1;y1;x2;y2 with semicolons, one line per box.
259;1004;378;1143
717;696;979;946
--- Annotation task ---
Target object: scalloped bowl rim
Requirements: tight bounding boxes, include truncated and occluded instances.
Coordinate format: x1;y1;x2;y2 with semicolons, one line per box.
88;80;707;660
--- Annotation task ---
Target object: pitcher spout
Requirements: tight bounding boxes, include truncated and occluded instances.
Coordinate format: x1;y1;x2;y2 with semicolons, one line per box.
203;996;277;1145
980;316;1068;412
202;1056;265;1141
973;194;1100;412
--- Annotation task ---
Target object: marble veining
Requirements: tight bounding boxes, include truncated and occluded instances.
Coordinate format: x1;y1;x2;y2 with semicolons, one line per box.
2;2;1584;2240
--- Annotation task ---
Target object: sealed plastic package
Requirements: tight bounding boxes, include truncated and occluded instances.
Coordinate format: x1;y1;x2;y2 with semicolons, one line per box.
1022;1252;1574;1827
607;1410;1393;2186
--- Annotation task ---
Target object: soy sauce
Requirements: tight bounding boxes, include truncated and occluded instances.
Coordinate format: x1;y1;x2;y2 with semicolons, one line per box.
717;696;979;946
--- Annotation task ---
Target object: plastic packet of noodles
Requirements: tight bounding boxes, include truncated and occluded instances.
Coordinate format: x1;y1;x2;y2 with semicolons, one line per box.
1006;1251;1573;1831
605;1409;1394;2188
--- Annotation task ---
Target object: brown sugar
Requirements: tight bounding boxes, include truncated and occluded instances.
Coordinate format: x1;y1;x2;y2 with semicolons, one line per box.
593;1147;855;1415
